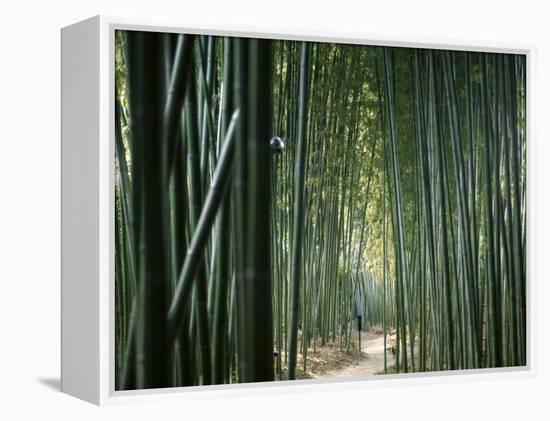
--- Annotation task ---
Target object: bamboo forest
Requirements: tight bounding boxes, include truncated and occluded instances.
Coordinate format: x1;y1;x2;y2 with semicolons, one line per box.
114;30;527;390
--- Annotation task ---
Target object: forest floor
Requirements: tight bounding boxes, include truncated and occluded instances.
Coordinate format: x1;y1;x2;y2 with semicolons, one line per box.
281;326;397;380
310;327;396;379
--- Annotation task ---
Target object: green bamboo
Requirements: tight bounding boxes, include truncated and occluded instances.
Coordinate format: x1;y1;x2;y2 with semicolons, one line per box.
288;42;311;380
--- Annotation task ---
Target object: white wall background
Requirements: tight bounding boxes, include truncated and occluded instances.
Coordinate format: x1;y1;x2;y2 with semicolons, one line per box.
0;0;548;418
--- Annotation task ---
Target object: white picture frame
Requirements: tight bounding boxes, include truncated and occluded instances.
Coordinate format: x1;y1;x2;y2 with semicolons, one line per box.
61;15;535;406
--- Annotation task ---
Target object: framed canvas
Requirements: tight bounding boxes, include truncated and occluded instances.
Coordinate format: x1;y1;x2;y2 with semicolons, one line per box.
61;15;534;405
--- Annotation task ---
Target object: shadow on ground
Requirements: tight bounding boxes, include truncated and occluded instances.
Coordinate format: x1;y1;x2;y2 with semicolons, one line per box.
37;377;60;392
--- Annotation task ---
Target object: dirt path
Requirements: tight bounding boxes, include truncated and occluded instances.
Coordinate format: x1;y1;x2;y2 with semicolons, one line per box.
311;329;395;379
